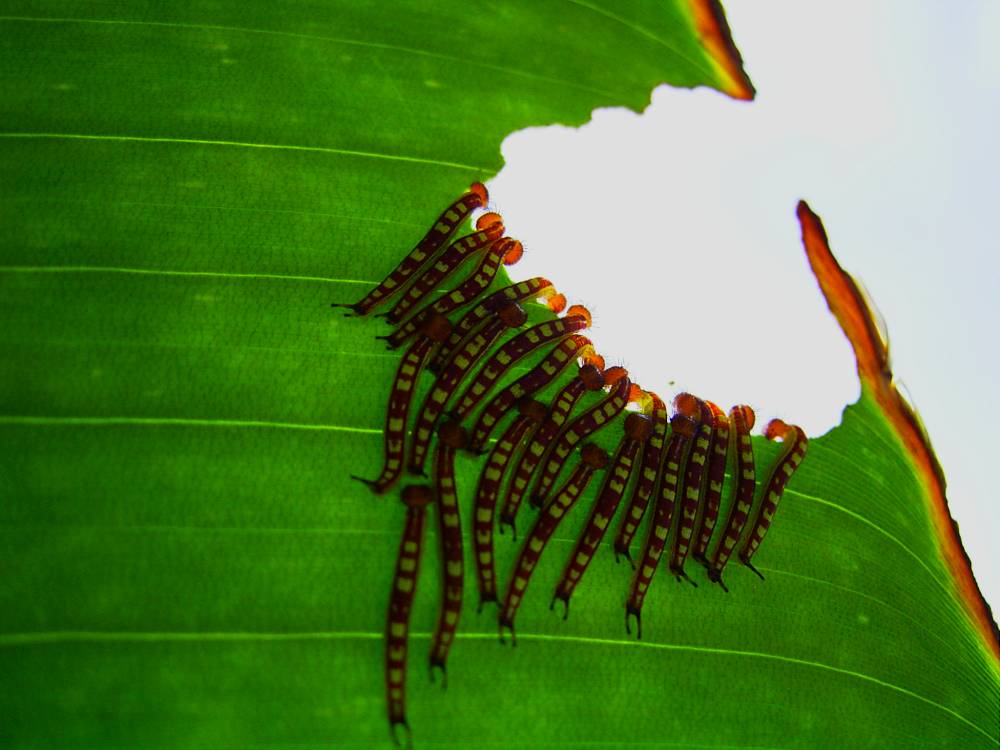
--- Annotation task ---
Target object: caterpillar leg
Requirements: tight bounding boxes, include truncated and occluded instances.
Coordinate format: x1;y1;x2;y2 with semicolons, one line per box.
549;592;570;621
740;555;766;581
351;473;395;494
673;567;699;587
374;333;402;350
497;513;517;541
428;662;448;690
498;616;517;647
389;720;412;748
614;545;636;569
625;604;642;640
706;567;730;593
330;302;363;317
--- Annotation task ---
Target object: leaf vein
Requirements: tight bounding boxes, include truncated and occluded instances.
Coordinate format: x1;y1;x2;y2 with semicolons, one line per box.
0;630;991;741
0;265;373;286
0;416;379;433
0;16;623;100
0;132;490;173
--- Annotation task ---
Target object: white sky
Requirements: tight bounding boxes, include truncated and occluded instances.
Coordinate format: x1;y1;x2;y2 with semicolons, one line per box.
485;2;998;613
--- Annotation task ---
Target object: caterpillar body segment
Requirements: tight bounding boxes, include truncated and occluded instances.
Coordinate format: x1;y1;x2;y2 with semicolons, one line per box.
472;399;548;610
499;444;609;644
352;314;453;494
451;307;593;421
528;368;632;509
429;421;468;682
385;485;434;745
334;183;488;317
498;364;606;537
552;411;652;618
382;238;524;349
738;420;808;579
384;213;505;325
431;277;561;372
408;303;527;476
669;395;714;586
625;411;697;639
467;334;595;454
614;392;669;565
692;402;731;565
707;405;757;592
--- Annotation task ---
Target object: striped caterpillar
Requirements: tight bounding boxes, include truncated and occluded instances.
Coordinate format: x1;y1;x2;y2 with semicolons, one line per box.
337;186;809;742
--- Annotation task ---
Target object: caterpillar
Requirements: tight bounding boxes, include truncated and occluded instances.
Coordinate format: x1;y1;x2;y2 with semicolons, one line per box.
498;363;607;537
551;409;653;618
706;405;757;592
691;401;730;565
429;420;468;683
738;419;809;579
472;398;548;610
669;395;714;586
528;371;633;509
449;305;593;422
352;313;453;494
380;238;524;349
626;405;698;639
337;194;813;743
383;212;505;325
333;182;488;316
613;391;669;566
430;277;565;373
408;302;527;476
385;484;434;747
467;334;599;454
499;443;609;644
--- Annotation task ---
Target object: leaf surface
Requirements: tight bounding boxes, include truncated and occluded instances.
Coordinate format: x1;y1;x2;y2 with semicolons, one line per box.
0;2;996;748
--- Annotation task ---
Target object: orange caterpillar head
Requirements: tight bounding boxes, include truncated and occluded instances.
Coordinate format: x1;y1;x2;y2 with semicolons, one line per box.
706;400;729;429
603;366;628;387
502;239;524;266
629;385;654;414
565;304;592;327
532;279;565;314
730;404;756;432
475;211;504;231
575;339;606;372
468;181;489;207
764;418;791;441
545;292;567;314
673;392;701;420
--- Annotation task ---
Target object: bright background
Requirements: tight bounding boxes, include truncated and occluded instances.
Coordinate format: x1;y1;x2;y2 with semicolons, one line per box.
486;3;999;613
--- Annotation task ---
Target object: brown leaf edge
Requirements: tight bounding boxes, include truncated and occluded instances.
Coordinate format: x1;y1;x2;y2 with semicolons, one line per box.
797;200;1000;663
684;0;756;101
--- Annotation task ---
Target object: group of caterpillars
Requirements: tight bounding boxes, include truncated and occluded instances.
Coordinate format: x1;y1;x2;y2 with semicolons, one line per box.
333;183;809;746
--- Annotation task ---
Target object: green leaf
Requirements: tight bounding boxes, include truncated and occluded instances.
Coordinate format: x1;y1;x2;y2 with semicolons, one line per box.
0;3;996;749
